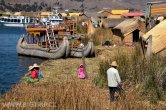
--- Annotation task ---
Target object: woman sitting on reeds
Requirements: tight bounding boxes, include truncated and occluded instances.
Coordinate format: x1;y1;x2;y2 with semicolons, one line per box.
24;64;43;84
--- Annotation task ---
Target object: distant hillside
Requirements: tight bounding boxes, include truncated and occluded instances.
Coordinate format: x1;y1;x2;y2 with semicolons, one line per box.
1;0;165;12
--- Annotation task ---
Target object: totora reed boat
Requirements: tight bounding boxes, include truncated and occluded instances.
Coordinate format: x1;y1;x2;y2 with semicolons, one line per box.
16;18;94;59
16;36;70;59
70;39;94;58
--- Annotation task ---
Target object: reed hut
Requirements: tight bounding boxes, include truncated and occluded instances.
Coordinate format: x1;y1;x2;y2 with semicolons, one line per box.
113;18;142;45
142;19;166;54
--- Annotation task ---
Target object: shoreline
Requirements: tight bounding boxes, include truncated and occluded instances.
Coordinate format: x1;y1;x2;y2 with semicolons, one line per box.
0;46;166;110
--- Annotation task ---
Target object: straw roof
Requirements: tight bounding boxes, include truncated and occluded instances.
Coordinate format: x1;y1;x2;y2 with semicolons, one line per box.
113;18;140;36
102;18;124;28
142;19;166;53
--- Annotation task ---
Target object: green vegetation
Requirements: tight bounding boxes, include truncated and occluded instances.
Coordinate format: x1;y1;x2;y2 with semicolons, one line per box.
77;23;87;34
0;27;166;109
94;45;166;104
93;60;109;87
1;47;166;109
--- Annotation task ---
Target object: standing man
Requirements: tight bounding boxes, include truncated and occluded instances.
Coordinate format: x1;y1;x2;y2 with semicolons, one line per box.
107;61;122;101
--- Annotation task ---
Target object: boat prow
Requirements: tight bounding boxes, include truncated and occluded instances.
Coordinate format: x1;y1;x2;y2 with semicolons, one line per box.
70;39;94;58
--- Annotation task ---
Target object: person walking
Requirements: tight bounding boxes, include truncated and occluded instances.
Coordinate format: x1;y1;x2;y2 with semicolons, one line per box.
107;61;122;101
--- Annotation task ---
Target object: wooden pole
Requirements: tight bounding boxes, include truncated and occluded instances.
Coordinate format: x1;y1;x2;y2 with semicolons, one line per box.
146;35;152;57
81;43;87;78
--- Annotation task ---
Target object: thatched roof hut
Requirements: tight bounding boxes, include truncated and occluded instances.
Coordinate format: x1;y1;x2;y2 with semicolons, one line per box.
142;19;166;53
113;18;140;36
112;18;145;46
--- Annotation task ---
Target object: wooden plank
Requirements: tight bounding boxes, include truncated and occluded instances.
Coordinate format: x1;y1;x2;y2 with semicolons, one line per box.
150;3;166;17
151;4;166;8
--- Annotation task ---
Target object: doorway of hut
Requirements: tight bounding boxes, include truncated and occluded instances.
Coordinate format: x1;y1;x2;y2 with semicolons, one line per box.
133;29;139;42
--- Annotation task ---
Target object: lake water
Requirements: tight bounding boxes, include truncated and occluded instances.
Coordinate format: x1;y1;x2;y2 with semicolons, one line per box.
0;26;44;94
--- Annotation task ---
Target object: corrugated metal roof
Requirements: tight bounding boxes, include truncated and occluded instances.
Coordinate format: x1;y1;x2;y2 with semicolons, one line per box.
111;10;129;15
142;19;166;53
122;12;144;17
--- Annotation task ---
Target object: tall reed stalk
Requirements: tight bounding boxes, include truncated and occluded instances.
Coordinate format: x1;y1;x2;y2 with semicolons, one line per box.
94;45;166;103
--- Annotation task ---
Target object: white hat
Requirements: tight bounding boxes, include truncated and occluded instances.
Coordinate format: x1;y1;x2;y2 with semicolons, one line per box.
33;63;40;68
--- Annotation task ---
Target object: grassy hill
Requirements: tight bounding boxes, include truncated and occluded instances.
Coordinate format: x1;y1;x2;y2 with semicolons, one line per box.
0;0;161;12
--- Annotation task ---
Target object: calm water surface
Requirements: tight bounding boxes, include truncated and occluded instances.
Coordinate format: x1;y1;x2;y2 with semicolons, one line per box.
0;26;45;94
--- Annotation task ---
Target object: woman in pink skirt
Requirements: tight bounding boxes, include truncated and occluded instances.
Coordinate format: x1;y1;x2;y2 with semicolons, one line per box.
78;64;85;79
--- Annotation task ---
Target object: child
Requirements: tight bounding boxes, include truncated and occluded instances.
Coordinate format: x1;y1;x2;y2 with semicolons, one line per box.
78;64;85;79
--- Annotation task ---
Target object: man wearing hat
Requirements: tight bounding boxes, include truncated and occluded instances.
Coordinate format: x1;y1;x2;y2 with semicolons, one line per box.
107;61;122;101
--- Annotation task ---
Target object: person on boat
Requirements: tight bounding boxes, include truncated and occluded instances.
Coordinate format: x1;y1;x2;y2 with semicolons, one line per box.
107;61;123;101
78;64;85;79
